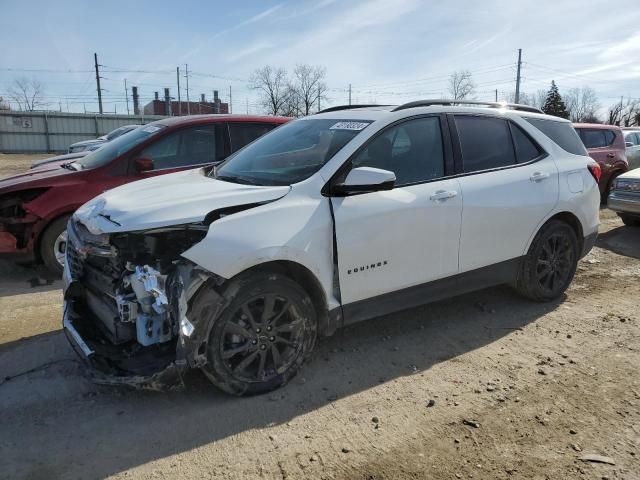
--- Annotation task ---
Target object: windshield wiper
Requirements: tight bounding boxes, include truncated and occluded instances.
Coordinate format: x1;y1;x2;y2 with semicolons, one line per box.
216;174;263;186
60;162;78;171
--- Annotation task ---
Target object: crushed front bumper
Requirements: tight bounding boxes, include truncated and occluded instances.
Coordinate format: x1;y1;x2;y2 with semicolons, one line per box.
62;266;188;390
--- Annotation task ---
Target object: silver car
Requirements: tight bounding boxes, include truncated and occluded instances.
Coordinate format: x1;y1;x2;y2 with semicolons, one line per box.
67;124;141;153
608;168;640;226
623;128;640;170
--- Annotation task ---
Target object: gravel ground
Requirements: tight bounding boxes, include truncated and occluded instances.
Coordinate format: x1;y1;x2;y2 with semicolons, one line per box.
0;155;638;479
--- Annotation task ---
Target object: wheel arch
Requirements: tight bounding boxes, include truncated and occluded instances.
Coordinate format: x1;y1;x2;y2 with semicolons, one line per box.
229;260;335;337
525;211;584;257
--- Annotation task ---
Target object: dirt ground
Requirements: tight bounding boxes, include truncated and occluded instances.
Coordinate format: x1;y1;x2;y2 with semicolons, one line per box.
0;153;53;177
0;155;638;480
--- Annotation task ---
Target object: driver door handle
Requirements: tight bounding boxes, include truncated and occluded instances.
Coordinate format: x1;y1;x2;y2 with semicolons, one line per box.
430;190;458;201
530;171;550;182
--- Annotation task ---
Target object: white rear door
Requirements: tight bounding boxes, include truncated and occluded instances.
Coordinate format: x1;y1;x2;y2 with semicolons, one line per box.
453;114;559;272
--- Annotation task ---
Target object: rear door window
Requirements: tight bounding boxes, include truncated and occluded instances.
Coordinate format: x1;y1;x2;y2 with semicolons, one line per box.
138;124;225;170
229;122;278;152
455;116;516;172
577;129;615;149
510;123;543;163
523;118;587;156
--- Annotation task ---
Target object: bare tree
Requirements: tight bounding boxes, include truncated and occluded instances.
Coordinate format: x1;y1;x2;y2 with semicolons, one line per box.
291;64;328;116
8;77;45;111
607;98;640;127
564;87;600;123
447;70;475;101
248;66;291;116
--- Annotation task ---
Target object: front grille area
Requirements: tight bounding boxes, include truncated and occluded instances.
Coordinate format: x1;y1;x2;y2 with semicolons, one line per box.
66;235;84;278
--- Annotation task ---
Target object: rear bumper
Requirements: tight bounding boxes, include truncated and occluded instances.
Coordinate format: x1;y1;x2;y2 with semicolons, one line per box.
607;192;640;215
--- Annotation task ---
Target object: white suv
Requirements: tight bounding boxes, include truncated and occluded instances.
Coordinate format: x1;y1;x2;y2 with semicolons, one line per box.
63;101;601;395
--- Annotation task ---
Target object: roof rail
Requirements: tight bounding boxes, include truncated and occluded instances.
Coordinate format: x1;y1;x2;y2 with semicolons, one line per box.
318;104;391;114
391;99;543;114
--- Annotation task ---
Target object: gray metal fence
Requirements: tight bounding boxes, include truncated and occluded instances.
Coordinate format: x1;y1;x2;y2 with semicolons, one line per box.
0;111;166;153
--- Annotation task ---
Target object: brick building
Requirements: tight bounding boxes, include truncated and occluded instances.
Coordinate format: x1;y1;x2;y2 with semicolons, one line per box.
143;90;229;116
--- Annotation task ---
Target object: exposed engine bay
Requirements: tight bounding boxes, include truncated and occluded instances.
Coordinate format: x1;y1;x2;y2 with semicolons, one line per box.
64;218;223;389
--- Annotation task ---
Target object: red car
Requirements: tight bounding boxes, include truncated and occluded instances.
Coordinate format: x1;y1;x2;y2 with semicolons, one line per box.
0;115;289;274
574;123;628;200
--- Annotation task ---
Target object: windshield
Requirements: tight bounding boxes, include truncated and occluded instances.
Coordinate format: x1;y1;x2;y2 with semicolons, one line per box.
77;124;166;170
213;118;372;186
106;125;134;141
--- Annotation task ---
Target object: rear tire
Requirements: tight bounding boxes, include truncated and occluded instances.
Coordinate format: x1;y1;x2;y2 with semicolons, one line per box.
39;215;71;276
196;271;317;396
516;220;579;302
619;214;640;227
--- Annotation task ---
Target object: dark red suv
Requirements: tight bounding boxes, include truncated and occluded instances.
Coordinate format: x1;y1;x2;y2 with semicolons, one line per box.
0;115;289;274
574;123;628;200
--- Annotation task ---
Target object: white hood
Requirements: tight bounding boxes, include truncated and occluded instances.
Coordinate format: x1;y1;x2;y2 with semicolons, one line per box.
74;168;291;234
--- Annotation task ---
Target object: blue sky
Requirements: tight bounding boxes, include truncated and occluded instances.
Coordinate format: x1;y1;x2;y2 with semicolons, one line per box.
1;0;639;114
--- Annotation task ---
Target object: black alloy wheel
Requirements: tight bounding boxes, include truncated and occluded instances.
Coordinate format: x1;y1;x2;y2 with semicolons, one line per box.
196;271;317;396
516;219;579;302
220;293;306;383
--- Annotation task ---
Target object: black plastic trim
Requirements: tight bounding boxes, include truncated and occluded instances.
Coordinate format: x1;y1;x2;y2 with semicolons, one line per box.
581;232;598;258
391;99;543;114
318;104;391;114
341;257;523;326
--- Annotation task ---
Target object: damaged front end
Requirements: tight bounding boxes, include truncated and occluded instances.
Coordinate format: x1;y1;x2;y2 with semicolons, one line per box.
63;218;224;390
0;189;48;256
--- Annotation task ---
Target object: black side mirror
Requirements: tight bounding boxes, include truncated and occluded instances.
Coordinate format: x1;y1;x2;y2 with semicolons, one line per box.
135;157;154;172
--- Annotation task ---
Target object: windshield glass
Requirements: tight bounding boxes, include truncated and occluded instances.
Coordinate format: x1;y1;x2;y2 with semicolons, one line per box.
77;124;166;169
213;118;372;186
106;125;132;141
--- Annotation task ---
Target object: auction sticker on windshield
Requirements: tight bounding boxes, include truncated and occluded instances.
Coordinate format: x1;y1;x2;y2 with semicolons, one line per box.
330;121;371;131
143;125;162;133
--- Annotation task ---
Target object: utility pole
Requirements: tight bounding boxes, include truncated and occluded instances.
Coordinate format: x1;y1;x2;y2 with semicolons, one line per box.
94;52;103;114
246;98;249;114
515;48;522;104
124;79;130;115
184;64;190;115
348;84;352;105
318;84;321;112
176;67;181;116
495;89;498;102
229;85;232;114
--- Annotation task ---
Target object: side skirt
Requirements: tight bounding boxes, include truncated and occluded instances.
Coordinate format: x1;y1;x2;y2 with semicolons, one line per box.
333;257;523;327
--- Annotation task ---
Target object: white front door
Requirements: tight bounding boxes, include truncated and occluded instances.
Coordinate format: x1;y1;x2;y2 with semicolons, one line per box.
453;114;559;272
330;116;462;309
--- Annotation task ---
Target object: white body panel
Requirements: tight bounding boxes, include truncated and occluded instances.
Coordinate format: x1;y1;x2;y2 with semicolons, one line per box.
74;168;290;234
331;178;462;303
457;154;559;272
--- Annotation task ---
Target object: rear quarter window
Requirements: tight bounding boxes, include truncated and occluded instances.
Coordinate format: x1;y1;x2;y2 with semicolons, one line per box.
524;117;588;156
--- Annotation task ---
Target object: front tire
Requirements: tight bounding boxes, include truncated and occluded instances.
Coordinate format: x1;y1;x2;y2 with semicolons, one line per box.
516;220;579;302
39;215;70;276
196;271;317;396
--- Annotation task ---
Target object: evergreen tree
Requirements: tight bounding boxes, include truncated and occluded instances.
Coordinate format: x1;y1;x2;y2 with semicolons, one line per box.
542;81;570;119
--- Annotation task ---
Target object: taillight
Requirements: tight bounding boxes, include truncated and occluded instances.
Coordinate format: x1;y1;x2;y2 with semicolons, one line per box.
588;163;602;184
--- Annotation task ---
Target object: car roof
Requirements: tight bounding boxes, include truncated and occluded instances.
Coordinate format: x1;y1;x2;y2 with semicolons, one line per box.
150;114;290;128
310;104;568;123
